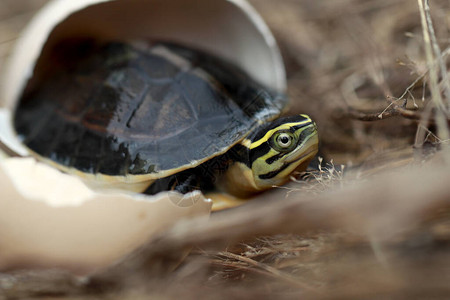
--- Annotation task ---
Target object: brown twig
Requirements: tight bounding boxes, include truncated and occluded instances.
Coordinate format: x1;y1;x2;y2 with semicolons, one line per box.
345;105;423;121
346;107;400;121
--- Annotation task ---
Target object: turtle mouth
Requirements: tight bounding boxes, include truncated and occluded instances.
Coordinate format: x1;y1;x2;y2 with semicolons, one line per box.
285;126;319;164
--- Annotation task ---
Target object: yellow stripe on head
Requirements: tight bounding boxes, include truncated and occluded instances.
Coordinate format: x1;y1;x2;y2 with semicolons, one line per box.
249;115;313;149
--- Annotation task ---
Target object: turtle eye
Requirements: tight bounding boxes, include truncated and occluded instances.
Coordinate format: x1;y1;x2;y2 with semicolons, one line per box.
272;131;296;152
277;133;292;148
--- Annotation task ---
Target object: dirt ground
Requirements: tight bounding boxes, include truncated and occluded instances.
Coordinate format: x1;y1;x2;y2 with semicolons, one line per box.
1;0;450;299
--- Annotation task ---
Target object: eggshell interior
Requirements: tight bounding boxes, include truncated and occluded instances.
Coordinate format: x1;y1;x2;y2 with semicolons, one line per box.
1;0;286;111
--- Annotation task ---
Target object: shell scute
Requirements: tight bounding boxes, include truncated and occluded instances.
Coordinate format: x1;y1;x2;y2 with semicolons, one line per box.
14;41;285;179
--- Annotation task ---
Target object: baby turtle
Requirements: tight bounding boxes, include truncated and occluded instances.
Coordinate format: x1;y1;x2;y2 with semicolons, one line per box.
14;41;319;209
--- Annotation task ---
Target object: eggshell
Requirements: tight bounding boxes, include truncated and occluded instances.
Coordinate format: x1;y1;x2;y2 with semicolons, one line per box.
0;157;211;273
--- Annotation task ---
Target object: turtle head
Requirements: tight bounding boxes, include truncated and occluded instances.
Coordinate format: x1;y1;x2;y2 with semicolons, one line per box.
219;114;319;197
247;114;319;190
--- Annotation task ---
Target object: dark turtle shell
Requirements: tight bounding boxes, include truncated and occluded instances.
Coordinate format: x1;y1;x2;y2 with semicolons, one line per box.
14;41;286;179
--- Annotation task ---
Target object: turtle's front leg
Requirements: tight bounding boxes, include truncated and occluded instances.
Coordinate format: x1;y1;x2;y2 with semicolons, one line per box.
171;173;200;194
144;173;200;195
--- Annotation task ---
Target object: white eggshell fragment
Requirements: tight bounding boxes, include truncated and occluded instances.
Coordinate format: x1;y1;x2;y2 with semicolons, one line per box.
0;109;29;156
0;157;212;273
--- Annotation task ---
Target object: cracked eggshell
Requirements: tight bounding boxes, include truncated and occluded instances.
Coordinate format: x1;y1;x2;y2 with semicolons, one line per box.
0;157;212;273
0;0;284;272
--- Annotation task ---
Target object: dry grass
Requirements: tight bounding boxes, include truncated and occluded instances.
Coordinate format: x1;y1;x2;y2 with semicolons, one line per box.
1;0;450;299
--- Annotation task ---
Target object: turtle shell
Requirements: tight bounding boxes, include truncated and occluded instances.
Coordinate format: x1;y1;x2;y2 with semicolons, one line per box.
13;41;286;180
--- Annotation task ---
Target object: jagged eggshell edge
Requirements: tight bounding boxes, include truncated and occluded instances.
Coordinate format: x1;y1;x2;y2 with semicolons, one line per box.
0;156;212;274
